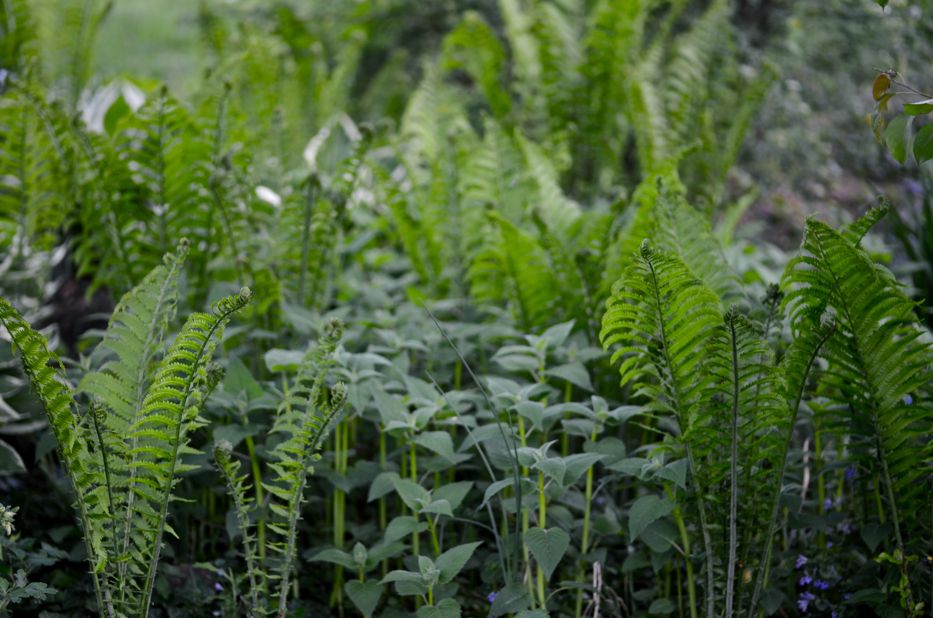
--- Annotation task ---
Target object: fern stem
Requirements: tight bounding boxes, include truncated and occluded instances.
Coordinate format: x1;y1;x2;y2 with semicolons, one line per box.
875;433;904;551
245;435;266;563
297;177;317;303
724;315;740;618
671;496;698;618
536;470;547;610
748;325;832;615
575;425;598;618
89;404;119;562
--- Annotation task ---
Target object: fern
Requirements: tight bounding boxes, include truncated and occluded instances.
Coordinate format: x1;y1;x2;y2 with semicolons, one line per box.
0;299;110;609
782;211;932;551
215;321;347;616
1;253;250;617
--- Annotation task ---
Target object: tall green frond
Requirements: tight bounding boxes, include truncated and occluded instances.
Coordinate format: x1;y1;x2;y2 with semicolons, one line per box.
264;320;346;617
782;215;932;549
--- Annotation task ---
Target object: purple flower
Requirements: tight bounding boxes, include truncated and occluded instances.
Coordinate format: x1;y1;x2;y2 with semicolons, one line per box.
832;612;839;618
487;592;497;603
903;394;913;405
214;582;223;593
843;593;851;601
903;179;923;196
823;498;833;511
795;555;808;569
845;466;856;482
799;573;813;586
840;522;853;535
797;591;816;612
826;541;833;548
814;579;830;591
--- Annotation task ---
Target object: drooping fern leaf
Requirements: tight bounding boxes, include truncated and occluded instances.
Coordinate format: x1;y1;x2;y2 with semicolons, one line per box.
0;298;110;607
782;213;932;551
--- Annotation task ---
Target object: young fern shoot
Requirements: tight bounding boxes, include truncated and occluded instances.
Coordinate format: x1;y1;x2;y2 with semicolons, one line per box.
215;319;347;617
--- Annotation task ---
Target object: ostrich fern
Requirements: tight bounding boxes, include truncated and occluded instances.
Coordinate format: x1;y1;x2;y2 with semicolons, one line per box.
214;319;347;617
0;243;251;618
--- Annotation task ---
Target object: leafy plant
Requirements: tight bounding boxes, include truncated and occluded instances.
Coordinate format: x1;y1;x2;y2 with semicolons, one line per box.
0;243;250;617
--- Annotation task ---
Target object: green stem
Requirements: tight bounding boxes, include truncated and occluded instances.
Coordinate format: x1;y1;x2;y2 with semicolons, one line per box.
575;426;598;618
725;315;740;618
672;498;698;618
245;435;266;562
536;471;547;609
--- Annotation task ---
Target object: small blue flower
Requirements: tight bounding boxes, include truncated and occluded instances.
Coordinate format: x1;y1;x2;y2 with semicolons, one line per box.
839;522;852;535
487;592;497;603
797;591;816;612
814;579;830;591
826;541;833;548
799;573;813;586
845;466;856;482
795;555;808;569
823;498;833;511
903;394;913;405
214;582;223;593
903;179;922;196
832;612;838;618
842;593;851;601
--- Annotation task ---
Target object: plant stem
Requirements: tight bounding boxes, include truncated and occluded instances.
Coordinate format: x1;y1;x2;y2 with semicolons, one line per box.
575;425;598;618
725;316;740;618
536;471;547;610
245;435;266;562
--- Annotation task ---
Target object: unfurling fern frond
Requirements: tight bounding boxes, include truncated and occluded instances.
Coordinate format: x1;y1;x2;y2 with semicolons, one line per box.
240;320;347;617
214;439;262;614
782;213;932;551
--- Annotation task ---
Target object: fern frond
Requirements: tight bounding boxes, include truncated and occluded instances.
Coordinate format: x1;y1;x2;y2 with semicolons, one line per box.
782;215;932;548
0;298;111;603
129;287;252;614
441;11;511;120
263;320;346;617
214;440;262;614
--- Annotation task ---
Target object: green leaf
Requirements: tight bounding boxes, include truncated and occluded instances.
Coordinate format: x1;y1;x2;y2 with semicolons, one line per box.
649;598;676;615
345;580;383;618
640;519;679;553
392;477;430;511
416;598;461;618
368;471;401;502
435;541;482;584
263;349;304;372
904;98;933;115
415;431;457;462
489;582;532;616
432;481;473;512
884;115;908;164
545;362;593;391
310;548;357;570
628;495;674;541
912;124;933;164
0;438;25;475
384;516;428;544
524;527;570;581
223;357;265;399
560;453;605;487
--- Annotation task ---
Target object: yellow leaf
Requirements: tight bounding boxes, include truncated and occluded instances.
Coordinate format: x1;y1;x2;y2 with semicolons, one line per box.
873;73;892;101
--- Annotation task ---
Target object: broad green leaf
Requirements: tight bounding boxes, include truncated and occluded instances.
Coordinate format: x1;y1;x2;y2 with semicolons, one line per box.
560;453;604;487
432;481;473;512
640;519;679;553
310;548;357;570
263;349;304;372
628;495;674;541
368;471;401;502
416;598;462;618
0;439;25;474
490;582;531;616
649;598;676;615
912;124;933;164
384;516;428;544
345;580;383;618
392;477;430;511
524;527;570;581
435;541;482;584
884;116;908;164
904;98;933;115
545;362;593;391
415;431;457;462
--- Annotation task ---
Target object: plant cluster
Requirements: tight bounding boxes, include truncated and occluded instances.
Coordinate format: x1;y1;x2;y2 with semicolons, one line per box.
0;1;930;617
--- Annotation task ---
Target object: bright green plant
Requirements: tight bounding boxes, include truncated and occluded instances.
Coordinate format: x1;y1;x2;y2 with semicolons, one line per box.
213;320;348;617
0;243;251;617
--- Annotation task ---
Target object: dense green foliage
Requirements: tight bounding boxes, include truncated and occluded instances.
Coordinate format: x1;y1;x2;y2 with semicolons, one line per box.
0;1;930;617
